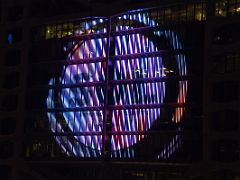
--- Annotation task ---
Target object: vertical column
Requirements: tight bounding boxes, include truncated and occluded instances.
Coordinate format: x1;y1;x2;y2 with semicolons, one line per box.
202;0;215;180
0;0;27;180
102;17;112;160
12;0;29;179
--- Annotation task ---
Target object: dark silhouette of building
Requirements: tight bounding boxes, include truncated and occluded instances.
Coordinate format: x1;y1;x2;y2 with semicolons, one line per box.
0;0;240;180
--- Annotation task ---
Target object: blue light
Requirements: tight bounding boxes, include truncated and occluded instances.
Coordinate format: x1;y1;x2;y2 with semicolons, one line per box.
7;33;13;45
46;11;188;158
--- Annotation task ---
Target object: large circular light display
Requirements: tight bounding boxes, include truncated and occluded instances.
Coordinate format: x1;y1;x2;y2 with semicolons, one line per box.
46;12;187;158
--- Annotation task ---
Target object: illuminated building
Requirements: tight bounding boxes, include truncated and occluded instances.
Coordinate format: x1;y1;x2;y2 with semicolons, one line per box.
0;0;239;180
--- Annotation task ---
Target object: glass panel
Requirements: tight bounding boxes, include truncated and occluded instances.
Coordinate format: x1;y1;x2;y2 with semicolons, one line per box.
179;6;187;22
6;28;22;44
0;141;14;159
2;71;20;89
212;81;239;102
46;25;56;39
212;139;240;162
195;3;203;21
7;5;23;21
5;49;21;66
216;0;227;16
229;0;237;14
187;4;195;21
0;118;16;135
164;8;172;21
212;53;240;74
211;110;239;131
237;0;240;12
62;23;73;37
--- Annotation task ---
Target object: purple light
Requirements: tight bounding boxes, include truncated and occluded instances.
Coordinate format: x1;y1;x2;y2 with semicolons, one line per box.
46;12;188;158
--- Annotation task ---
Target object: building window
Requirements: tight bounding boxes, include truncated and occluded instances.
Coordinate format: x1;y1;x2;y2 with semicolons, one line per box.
25;115;49;133
30;27;45;42
27;66;55;86
6;28;22;45
0;141;14;159
212;81;239;102
31;3;206;42
215;0;228;16
0;94;18;112
211;139;240;162
0;117;16;135
7;5;23;21
211;110;238;132
212;170;238;180
2;72;20;89
45;23;74;40
215;0;240;16
213;24;240;45
195;3;206;21
5;49;21;66
29;41;67;62
25;139;61;159
212;53;240;74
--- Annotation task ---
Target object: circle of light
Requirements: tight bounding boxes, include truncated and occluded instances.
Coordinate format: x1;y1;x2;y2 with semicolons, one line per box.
46;13;187;158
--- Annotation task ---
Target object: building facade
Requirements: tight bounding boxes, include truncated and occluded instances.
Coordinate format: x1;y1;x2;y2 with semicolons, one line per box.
0;0;239;180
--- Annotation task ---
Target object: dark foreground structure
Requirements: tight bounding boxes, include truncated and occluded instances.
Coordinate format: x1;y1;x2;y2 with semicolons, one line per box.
0;0;240;179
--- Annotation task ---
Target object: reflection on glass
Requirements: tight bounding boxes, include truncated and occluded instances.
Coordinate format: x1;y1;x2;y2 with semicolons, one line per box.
215;0;240;16
187;4;195;21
